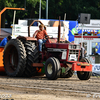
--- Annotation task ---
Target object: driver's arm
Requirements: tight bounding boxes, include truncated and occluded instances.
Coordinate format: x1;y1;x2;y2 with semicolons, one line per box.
44;30;49;39
33;30;38;38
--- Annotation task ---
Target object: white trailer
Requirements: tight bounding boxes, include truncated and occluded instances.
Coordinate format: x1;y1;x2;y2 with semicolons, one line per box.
12;19;69;40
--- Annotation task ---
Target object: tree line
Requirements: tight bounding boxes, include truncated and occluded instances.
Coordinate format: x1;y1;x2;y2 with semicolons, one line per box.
0;0;100;27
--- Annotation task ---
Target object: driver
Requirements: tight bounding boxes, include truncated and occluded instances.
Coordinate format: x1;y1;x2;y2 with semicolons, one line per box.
33;24;49;52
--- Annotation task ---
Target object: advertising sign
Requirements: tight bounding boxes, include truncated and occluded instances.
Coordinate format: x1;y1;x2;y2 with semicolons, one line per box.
92;64;100;75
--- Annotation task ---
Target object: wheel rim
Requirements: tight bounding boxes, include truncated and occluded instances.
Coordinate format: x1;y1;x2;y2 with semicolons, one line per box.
10;48;18;71
47;63;53;75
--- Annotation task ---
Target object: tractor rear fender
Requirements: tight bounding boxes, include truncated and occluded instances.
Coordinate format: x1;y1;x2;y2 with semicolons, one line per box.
17;36;37;41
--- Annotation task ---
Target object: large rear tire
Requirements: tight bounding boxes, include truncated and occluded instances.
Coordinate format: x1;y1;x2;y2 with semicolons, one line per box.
77;58;92;80
45;57;61;80
23;41;39;77
3;39;26;77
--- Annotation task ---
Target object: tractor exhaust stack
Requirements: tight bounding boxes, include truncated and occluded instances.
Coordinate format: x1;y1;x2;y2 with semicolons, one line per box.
58;16;61;43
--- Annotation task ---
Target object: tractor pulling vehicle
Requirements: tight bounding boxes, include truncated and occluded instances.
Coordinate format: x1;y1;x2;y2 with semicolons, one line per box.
2;19;92;80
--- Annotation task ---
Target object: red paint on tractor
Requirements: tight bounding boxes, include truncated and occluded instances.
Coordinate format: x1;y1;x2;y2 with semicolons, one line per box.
72;62;92;72
0;47;5;72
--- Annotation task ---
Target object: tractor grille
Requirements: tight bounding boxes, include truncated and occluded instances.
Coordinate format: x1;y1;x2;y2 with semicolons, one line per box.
68;50;79;61
69;45;80;49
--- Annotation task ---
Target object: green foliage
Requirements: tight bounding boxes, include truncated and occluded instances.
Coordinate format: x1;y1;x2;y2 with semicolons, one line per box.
48;0;100;20
0;0;46;27
0;0;100;27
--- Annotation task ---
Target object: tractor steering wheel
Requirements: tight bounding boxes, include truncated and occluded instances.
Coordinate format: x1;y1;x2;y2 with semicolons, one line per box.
45;35;53;39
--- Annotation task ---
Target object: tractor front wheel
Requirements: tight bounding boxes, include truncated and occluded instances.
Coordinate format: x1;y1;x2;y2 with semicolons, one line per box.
77;71;91;80
45;57;60;80
77;58;92;80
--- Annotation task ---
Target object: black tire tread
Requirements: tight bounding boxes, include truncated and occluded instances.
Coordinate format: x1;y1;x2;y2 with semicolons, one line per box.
23;41;39;77
45;57;61;80
3;39;26;77
77;58;92;80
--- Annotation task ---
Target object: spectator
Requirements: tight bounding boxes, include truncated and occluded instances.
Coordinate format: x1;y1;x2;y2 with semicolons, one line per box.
0;35;12;46
79;42;86;59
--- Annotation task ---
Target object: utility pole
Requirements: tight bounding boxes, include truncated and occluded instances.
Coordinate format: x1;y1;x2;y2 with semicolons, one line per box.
24;0;26;10
46;0;48;19
39;0;41;19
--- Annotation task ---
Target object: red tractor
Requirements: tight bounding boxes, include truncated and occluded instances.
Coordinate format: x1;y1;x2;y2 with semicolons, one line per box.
3;19;92;80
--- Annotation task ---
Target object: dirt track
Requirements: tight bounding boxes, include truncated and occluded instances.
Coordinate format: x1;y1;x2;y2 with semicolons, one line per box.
0;75;100;100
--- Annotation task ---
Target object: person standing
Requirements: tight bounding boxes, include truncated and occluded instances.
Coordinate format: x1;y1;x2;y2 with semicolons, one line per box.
79;42;86;59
